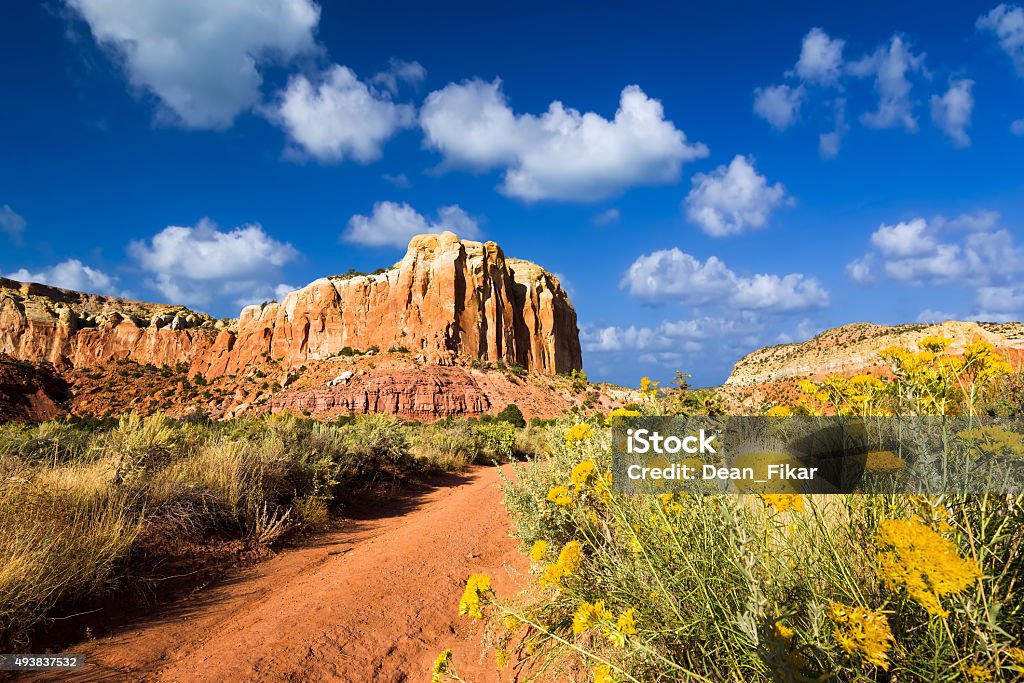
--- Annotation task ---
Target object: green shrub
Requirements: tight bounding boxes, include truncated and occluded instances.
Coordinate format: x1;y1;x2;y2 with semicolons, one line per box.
496;403;526;428
473;421;516;462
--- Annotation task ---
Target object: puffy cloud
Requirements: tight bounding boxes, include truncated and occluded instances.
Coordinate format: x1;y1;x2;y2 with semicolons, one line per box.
848;211;1024;288
66;0;319;129
344;201;480;248
5;259;121;295
796;27;846;84
370;58;427;94
978;4;1024;76
419;79;708;201
753;84;805;130
272;65;415;163
621;248;828;312
0;205;26;241
581;314;762;353
818;98;849;159
869;218;936;257
930;79;974;147
621;249;735;302
129;218;299;308
1012;119;1024;135
684;155;790;237
848;35;927;132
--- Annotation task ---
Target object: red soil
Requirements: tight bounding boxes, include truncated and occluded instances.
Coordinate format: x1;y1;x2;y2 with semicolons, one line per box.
41;466;529;683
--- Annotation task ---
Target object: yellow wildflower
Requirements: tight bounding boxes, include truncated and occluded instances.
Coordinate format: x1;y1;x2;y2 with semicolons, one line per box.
565;423;595;446
546;485;572;507
1006;647;1024;673
495;648;510;669
765;405;793;416
539;540;582;588
458;573;492;619
962;663;993;681
502;614;521;632
529;539;549;562
760;493;805;513
775;622;794;642
865;450;905;473
827;601;894;670
876;518;982;618
918;335;954;353
606;407;640;425
573;600;612;634
639;376;660;398
604;608;638;648
571;460;597;487
593;664;615;683
431;649;453;682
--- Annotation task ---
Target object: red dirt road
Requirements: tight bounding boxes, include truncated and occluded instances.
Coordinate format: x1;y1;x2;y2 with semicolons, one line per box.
57;466;529;683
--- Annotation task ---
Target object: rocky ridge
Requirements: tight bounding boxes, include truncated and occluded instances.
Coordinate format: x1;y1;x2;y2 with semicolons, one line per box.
0;232;581;378
726;320;1024;387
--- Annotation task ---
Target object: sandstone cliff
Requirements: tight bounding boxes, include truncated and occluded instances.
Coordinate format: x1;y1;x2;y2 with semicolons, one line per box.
0;232;582;378
725;320;1024;387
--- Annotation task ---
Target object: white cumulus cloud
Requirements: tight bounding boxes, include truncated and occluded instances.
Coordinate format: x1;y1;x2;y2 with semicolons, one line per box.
978;4;1024;76
621;248;828;312
930;79;974;147
344;201;480;248
66;0;320;129
848;35;927;132
796;27;846;84
370;58;427;94
272;65;416;163
5;259;121;295
684;155;790;237
0;205;26;241
129;218;299;309
753;84;805;130
849;211;1024;289
819;98;849;159
419;79;708;201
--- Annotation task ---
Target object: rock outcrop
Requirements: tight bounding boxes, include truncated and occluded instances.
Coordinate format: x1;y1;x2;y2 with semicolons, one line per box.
0;232;582;378
725;320;1024;387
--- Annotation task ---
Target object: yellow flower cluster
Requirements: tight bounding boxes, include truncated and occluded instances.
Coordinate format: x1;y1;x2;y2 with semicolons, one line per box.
571;459;597;486
963;339;1013;382
565;423;595;447
875;518;982;617
605;407;641;425
431;649;453;682
572;600;638;648
962;663;993;681
827;601;894;670
864;449;906;473
494;648;510;669
529;539;548;562
539;540;582;588
639;376;659;398
546;485;572;507
765;405;793;416
759;493;805;513
458;573;492;619
797;373;888;416
593;664;615;683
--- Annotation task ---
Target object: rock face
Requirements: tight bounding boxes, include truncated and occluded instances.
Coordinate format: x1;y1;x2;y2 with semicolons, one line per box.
0;232;582;378
0;355;69;422
726;320;1024;386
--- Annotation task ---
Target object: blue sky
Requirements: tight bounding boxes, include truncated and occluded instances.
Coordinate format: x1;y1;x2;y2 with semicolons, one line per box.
1;1;1023;387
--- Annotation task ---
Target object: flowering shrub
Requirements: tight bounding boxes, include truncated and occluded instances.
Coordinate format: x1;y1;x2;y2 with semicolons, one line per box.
438;347;1024;682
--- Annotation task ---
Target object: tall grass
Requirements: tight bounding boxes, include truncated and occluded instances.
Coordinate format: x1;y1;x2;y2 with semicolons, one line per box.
449;339;1024;682
0;410;490;647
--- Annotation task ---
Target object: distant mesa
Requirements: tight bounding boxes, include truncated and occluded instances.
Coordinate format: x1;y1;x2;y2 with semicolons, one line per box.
0;231;582;378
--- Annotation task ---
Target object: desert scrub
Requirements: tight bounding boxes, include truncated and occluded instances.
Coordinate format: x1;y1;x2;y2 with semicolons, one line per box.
476;347;1024;682
0;410;449;647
